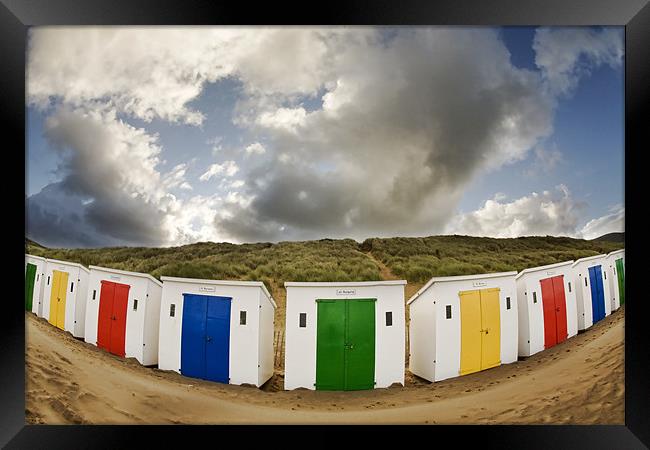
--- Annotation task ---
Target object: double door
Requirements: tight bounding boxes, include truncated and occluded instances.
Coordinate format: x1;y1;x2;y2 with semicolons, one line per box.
49;270;69;330
459;288;501;376
97;280;130;357
315;299;376;391
540;275;568;348
181;294;232;383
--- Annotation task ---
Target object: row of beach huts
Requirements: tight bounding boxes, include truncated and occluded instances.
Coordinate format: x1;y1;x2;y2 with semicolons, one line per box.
24;249;625;391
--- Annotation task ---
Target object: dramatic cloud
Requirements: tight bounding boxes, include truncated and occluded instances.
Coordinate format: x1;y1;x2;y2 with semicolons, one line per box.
533;27;624;96
26;108;224;247
26;27;351;125
26;184;124;247
25;27;624;246
217;28;556;241
580;205;625;240
446;185;586;238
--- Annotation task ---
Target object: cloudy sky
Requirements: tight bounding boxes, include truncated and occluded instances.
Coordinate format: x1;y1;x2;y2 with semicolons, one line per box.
25;26;624;248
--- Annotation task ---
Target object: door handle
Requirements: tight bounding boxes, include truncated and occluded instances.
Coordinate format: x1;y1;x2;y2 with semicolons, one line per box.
206;336;212;342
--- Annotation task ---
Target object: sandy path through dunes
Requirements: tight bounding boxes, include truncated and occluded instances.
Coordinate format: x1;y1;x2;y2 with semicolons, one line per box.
25;307;624;424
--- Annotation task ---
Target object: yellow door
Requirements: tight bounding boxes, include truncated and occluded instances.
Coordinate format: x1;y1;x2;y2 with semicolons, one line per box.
479;288;501;370
48;271;61;326
459;290;482;375
56;271;69;330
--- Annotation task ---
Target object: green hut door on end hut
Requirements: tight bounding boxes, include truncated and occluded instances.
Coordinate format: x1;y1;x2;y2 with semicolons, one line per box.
616;258;625;305
25;263;37;311
315;299;376;391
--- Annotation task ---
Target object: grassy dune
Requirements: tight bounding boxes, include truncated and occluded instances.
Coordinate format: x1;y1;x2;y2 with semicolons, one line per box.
27;234;623;288
361;235;624;283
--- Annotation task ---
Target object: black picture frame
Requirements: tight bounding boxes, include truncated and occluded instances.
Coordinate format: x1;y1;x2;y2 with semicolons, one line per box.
4;0;648;447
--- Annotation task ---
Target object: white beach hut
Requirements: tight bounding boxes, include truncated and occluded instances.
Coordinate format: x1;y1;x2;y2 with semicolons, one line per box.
25;254;47;316
42;259;90;337
605;249;625;311
408;272;518;383
515;261;578;357
84;266;162;366
572;255;611;331
158;277;276;387
284;280;406;391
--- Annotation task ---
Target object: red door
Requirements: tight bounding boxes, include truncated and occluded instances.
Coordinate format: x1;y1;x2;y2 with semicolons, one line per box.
96;280;130;357
540;278;557;348
97;281;115;352
551;276;568;344
110;284;130;357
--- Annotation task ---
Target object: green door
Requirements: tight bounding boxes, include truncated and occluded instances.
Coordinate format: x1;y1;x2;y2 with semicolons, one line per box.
345;299;376;390
25;263;37;311
616;258;625;305
315;299;376;391
315;300;346;390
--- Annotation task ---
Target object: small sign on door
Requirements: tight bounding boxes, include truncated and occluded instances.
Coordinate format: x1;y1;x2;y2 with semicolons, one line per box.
199;286;216;292
110;275;121;280
336;289;356;296
546;271;555;276
472;281;487;287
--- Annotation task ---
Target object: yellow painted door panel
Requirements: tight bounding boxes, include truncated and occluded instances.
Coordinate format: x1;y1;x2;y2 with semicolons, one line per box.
459;290;482;375
56;271;69;330
49;271;61;326
480;288;501;370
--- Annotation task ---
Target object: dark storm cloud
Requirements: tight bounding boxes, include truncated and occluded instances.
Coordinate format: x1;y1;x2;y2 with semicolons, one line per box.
26;108;170;247
26;184;118;248
216;29;554;242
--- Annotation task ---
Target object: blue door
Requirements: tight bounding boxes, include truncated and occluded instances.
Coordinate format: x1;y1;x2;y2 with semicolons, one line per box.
180;294;232;383
588;266;606;323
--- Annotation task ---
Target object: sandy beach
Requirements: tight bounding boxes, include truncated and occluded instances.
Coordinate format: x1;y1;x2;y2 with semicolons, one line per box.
25;306;624;425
